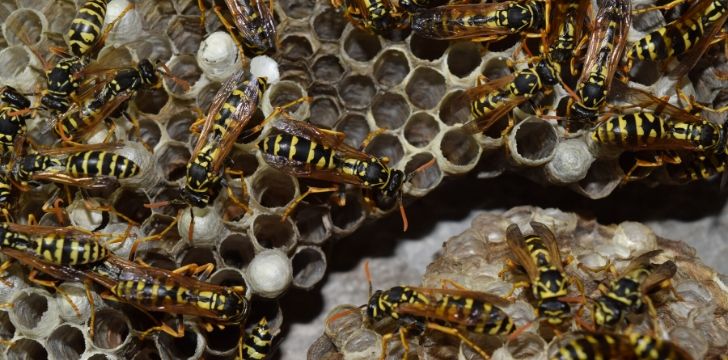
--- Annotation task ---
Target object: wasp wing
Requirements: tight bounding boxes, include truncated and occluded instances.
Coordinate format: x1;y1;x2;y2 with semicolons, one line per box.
192;70;246;157
271;119;373;161
530;221;566;273
577;0;630;91
505;223;540;282
639;260;677;294
412;3;525;39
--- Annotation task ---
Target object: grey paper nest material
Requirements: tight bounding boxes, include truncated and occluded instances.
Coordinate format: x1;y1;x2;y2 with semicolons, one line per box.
310;207;728;359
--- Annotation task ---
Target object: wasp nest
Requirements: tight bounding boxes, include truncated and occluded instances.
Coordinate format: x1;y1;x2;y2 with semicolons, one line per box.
310;206;728;359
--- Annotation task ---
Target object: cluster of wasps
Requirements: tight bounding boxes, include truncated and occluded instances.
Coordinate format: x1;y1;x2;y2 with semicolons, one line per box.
331;221;690;360
335;0;728;186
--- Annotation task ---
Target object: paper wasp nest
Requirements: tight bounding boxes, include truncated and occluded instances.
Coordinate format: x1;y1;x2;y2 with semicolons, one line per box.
310;206;728;359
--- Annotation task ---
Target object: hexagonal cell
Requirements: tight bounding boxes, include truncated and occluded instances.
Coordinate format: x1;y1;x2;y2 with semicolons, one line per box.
372;92;410;130
47;324;86;360
373;49;410;87
404;112;440;148
6;338;47;360
91;309;130;351
157;328;204;360
344;28;382;62
509;118;559;166
629;60;662;86
447;42;483;78
112;189;152;224
96;46;134;69
440;128;480;166
0;310;14;342
313;7;347;41
294;205;330;245
291;246;327;289
268;80;307;112
167;110;197;142
281;35;314;61
205;324;241;356
157;143;191;181
138;117;162;149
483;56;512;80
165;55;202;98
197;81;221;111
252;214;297;250
280;0;315;18
0;46;32;80
409;34;448;61
178;246;217;268
134;87;169;115
330;192;365;232
405;152;441;191
227;148;259;176
310;97;340;129
219;233;256;268
312;55;345;83
166;15;204;54
336;113;370;149
140;0;176;33
365;133;405;166
406;67;446;109
3;8;43;46
43;0;75;34
252;168;296;208
338;75;376;110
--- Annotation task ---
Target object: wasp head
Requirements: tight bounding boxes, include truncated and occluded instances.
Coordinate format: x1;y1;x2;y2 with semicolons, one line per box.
139;59;159;86
538;299;571;325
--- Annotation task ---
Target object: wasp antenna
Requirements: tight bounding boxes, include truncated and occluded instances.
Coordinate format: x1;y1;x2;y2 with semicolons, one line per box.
144;200;171;209
399;196;408;232
364;260;373;299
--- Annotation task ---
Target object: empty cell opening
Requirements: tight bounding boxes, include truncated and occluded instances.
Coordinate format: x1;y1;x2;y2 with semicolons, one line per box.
365;133;405;166
344;28;382;62
310;97;340;129
513;120;558;162
313;8;348;41
404;113;439;148
448;42;482;78
113;189;152;224
7;338;47;360
139;252;177;271
96;46;134;69
205;325;241;354
178;246;216;269
0;311;15;340
87;354;113;360
12;291;48;330
294;206;330;245
372;93;410;130
158;329;201;359
141;0;175;33
167;110;197;142
134;87;168;115
269;81;306;112
227;148;259;176
406;68;446;109
409;34;448;61
373;50;410;87
138;118;162;148
4;9;43;46
92;309;130;350
197;82;221;111
482;56;512;80
149;188;183;217
165;55;201;96
280;0;314;18
253;215;296;249
0;46;30;79
440;128;480;166
312;55;345;83
47;325;86;359
166;15;203;54
252;169;296;208
219;233;256;268
281;35;314;60
487;34;519;52
335;114;370;148
209;268;247;288
43;1;75;34
506;332;546;359
158;144;191;181
629;60;661;86
405;152;441;190
338;75;376;109
330;193;364;231
576;159;621;199
292;247;326;289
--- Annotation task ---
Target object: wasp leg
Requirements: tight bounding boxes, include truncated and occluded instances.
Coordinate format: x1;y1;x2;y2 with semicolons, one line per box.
426;323;490;360
28;270;81;317
677;87;728;113
129;216;179;260
577;260;616;276
632;0;690;14
439;278;469;291
41;196;67;225
282;186;340;222
359;128;386;150
380;327;410;360
172;262;216;281
84;281;97;339
224;169;251;214
139;317;186;340
0;260;15;288
197;0;207;29
213;6;246;61
188;107;207;134
82;199;140;227
245;96;313;137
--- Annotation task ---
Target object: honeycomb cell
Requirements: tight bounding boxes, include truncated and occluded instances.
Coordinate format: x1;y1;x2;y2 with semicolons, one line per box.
330;192;365;232
166;15;204;54
440;128;480;167
196;81;221;111
373;50;410;87
280;0;315;19
405;112;439;148
178;246;217;268
47;324;86;360
138;118;162;149
372;92;409;130
140;0;176;33
10;289;59;337
405;152;441;191
294;205;331;245
228;148;259;175
96;46;134;69
291;246;327;290
204;325;241;356
447;42;482;78
409;34;448;61
574;159;622;199
312;55;345;83
83;353;116;360
90;309;130;351
3;8;44;46
0;310;14;342
251;168;296;208
344;28;382;62
219;233;256;268
167;110;197;143
339;75;376;109
247;249;293;298
336;113;370;148
157;143;191;181
310;97;340;128
268;80;307;112
313;8;347;41
156;328;204;360
508;118;558;166
483;56;512;80
632;5;665;32
0;46;32;81
365;133;405;166
252;214;297;250
406;67;446;109
164;55;202;98
43;0;75;34
134;87;169;115
281;35;314;61
112;189;152;224
6;338;47;360
128;35;174;65
506;332;546;359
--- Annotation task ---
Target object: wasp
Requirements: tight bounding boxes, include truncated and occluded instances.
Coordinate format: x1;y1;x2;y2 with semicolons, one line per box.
550;331;694;360
0;87;32;155
242;317;274;360
208;0;277;56
66;0;133;58
411;0;548;41
40;57;88;113
663;151;728;184
332;0;408;35
592;250;677;328
545;0;590;66
398;0;448;12
626;0;728;77
567;0;631;129
504;222;574;325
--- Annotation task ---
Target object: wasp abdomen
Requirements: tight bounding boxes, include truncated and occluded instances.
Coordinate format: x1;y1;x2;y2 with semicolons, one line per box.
66;151;140;179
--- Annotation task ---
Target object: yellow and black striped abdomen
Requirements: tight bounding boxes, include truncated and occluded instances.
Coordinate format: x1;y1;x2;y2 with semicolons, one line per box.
666;152;726;183
435;295;515;335
34;234;108;265
243;318;273;360
113;279;191;308
591;113;669;148
0;108;27;153
550;333;621;360
67;0;108;57
66;151;140;179
0;225;32;251
0;173;11;203
258;133;337;170
627;333;691;360
524;234;552;267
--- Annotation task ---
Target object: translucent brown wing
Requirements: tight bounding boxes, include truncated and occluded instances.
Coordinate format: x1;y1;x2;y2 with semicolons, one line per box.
0;247;89;283
412;2;524;39
577;0;630;89
30;172;119;190
6;222;98;239
396;299;512;329
613;83;702;123
407;286;512;307
639;260;677;294
260;152;365;185
530;221;565;273
224;0;276;51
669;10;728;79
192;69;246;157
54;92;134;137
34;142;125;156
271;118;372;161
461;97;526;134
619;249;663;275
505;223;540;282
